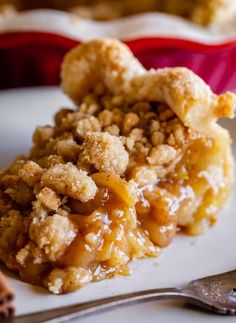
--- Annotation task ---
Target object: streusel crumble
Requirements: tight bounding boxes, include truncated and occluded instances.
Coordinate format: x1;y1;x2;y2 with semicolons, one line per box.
0;39;235;294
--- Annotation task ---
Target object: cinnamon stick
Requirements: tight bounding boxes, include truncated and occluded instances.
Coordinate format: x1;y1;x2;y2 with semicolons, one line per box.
0;271;15;318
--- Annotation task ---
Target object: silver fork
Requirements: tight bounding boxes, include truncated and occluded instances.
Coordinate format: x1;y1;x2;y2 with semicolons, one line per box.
6;269;236;322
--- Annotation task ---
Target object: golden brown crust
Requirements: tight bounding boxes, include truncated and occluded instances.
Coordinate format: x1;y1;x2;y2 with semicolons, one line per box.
61;38;236;142
61;39;145;103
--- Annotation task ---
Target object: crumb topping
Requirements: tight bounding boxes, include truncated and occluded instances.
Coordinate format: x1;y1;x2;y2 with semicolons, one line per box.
41;163;98;202
29;214;77;262
0;38;234;295
82;131;129;175
19;161;43;186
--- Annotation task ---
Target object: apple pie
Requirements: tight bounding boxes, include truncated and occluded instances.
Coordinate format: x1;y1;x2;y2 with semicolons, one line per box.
0;39;235;294
69;0;236;26
2;0;236;26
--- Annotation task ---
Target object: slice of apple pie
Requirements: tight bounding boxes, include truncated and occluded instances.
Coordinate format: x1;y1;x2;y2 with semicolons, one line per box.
0;39;235;294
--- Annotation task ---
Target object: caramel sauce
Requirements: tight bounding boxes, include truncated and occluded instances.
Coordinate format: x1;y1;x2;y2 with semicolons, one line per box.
61;187;134;278
60;184;160;280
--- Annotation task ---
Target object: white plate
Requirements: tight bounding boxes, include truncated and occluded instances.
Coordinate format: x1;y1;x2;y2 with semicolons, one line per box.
0;87;236;323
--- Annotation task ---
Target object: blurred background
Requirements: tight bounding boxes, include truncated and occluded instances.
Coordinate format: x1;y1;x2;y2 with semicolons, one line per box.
1;0;236;24
0;0;236;92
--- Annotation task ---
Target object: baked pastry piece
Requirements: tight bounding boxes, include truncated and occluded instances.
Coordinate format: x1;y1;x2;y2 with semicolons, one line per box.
0;39;235;294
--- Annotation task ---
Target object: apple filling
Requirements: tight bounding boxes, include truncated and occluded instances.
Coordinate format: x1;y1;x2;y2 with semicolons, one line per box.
0;39;234;294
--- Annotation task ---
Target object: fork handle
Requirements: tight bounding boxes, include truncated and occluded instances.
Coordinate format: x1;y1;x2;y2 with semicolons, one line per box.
9;288;191;323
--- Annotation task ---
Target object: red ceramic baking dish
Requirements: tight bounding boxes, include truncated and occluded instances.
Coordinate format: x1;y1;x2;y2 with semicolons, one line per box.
0;10;236;93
